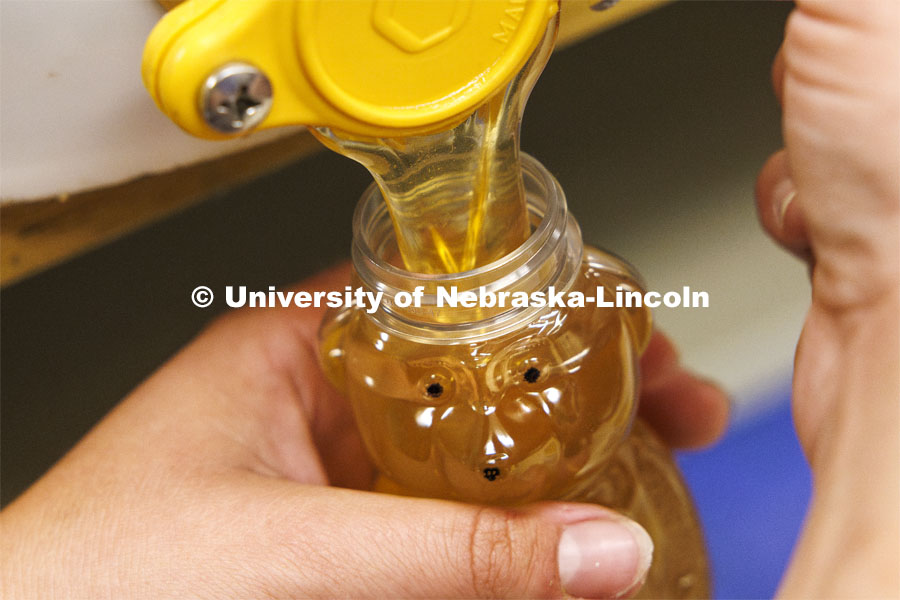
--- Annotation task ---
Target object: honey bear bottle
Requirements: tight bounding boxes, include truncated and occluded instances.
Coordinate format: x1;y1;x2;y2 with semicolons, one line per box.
140;1;711;595
319;153;710;598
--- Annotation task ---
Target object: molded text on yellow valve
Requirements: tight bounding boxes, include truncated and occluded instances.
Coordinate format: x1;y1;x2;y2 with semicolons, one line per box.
493;0;528;44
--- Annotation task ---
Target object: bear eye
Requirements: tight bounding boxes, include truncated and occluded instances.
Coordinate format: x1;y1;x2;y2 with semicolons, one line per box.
414;367;457;403
523;367;541;383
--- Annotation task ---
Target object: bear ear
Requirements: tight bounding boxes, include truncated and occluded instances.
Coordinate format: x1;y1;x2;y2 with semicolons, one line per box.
318;306;352;394
583;248;653;354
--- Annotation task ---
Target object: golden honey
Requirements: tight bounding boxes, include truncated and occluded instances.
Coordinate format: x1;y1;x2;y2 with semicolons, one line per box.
319;153;710;597
316;13;709;597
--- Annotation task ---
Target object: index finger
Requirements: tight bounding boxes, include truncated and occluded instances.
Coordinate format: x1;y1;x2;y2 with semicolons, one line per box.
638;331;730;449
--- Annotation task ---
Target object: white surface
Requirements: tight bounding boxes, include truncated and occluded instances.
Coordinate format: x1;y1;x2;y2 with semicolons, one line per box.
575;172;810;421
0;0;299;201
633;180;810;421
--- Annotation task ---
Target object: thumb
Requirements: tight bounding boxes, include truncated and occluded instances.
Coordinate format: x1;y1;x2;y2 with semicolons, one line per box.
225;479;653;599
755;149;811;262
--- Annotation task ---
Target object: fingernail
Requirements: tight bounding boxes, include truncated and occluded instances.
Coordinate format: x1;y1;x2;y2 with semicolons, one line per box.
775;189;796;230
558;518;653;599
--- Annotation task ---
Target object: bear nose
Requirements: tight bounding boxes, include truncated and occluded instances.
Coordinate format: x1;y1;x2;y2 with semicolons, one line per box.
482;466;501;481
480;447;509;482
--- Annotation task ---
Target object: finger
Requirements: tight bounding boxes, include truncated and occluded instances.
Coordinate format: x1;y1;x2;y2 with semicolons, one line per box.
640;369;730;450
96;261;373;489
280;262;377;489
239;260;376;489
756;149;812;261
217;260;376;489
220;477;654;600
639;330;681;385
638;331;730;449
772;42;785;107
283;260;353;330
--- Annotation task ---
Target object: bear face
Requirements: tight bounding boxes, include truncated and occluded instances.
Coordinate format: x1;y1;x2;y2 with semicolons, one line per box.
320;248;651;505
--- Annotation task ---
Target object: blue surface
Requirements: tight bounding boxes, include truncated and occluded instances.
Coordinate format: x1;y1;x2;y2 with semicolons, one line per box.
677;389;812;599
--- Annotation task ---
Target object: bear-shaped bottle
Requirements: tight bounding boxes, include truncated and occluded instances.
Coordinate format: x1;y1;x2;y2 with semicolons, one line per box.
319;154;710;598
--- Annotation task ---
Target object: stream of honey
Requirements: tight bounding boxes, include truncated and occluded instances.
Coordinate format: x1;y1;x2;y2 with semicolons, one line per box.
310;14;555;274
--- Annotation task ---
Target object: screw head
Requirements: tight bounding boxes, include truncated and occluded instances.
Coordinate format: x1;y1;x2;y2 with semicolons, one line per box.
201;63;273;134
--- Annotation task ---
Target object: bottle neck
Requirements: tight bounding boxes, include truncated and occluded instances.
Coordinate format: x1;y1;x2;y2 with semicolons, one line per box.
351;153;584;343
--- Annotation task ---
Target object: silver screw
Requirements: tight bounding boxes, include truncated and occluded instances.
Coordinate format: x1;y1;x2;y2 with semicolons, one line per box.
200;63;273;134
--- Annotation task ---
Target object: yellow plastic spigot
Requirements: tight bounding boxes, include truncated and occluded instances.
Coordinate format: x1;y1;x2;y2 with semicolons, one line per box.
143;0;559;139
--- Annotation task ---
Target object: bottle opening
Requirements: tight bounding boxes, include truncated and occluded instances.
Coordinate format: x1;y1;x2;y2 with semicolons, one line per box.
350;153;584;341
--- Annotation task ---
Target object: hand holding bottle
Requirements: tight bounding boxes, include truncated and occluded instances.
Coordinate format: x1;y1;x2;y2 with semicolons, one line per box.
0;265;727;599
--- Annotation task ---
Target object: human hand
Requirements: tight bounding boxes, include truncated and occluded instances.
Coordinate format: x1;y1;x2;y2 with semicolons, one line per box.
1;264;726;599
754;0;899;595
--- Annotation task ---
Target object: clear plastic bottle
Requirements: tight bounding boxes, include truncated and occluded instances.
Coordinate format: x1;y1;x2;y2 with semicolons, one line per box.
319;154;710;598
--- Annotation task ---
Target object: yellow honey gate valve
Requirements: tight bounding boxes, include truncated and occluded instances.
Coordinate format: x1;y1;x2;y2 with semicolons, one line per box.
143;0;559;139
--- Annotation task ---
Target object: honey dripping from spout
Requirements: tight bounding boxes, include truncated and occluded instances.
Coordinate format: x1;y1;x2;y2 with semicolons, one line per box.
311;16;557;274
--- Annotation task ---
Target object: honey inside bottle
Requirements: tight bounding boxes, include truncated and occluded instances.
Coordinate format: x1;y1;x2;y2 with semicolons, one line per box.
315;13;711;598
